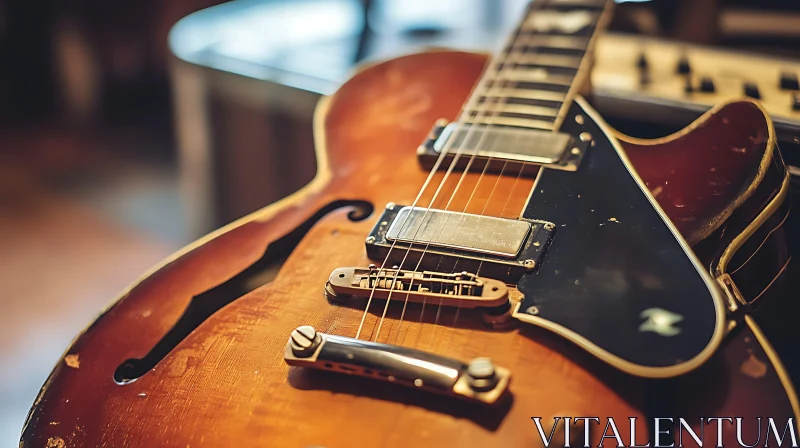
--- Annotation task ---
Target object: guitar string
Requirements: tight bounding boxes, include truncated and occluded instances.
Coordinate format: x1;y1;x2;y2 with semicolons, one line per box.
386;131;522;346
375;0;564;344
352;38;510;340
362;8;557;343
397;1;601;350
398;19;548;347
351;113;475;339
438;5;594;350
360;2;577;344
365;49;521;342
445;24;604;357
394;1;600;347
348;22;539;340
405;0;576;349
361;0;597;343
367;2;549;343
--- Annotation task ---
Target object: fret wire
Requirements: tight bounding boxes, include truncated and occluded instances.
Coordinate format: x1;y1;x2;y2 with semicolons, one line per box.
517;27;598;38
494;36;591;91
467;103;559;118
465;116;554;131
496;62;578;77
494;71;574;86
547;0;607;8
458;0;612;131
467;103;559;116
482;88;567;103
496;53;583;69
509;35;591;51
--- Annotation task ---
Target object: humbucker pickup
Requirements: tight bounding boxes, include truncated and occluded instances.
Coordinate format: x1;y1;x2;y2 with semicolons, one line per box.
365;204;556;284
417;121;590;177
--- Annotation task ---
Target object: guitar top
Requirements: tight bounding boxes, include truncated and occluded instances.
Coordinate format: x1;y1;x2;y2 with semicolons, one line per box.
20;0;797;446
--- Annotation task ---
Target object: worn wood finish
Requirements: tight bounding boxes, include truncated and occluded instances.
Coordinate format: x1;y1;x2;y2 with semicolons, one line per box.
622;102;773;245
21;51;792;447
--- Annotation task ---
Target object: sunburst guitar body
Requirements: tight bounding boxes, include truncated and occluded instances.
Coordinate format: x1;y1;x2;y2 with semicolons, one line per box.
21;1;796;447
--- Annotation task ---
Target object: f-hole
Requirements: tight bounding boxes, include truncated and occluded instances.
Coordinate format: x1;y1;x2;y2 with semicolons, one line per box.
113;200;373;384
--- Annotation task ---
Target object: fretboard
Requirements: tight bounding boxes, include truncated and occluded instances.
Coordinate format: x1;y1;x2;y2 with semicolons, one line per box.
461;0;613;132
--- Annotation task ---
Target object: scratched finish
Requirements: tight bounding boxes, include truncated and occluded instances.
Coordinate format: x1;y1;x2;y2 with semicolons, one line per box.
518;99;733;369
622;103;771;246
670;316;796;446
20;52;793;447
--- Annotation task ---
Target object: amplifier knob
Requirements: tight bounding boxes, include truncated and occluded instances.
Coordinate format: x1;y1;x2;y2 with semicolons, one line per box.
637;52;648;70
780;72;799;90
744;82;761;99
676;54;691;75
699;77;715;93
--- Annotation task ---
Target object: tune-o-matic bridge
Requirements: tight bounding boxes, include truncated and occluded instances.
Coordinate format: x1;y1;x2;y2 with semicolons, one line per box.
365;204;556;283
283;326;511;405
325;266;509;308
417;120;591;177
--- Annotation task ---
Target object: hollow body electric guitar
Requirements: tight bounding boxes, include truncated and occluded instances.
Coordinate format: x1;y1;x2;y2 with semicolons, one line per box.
22;1;795;446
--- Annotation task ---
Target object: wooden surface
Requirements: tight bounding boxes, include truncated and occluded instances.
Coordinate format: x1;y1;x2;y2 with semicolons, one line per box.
621;100;772;245
19;51;791;447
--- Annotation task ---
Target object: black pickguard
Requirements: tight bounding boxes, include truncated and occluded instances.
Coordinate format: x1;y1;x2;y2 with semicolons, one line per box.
515;98;724;373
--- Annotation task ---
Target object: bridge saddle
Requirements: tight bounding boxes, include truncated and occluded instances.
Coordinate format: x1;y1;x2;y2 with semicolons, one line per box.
283;326;511;405
325;266;509;308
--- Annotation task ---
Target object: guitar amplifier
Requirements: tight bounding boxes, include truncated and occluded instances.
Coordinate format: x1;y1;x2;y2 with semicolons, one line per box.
590;33;800;174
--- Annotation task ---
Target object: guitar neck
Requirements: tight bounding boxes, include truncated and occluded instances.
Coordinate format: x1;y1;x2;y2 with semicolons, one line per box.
462;0;614;132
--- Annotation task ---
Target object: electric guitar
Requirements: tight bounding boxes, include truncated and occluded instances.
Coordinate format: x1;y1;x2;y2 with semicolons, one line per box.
21;1;795;446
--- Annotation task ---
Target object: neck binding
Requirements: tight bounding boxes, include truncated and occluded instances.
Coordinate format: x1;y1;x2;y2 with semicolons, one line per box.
461;0;614;133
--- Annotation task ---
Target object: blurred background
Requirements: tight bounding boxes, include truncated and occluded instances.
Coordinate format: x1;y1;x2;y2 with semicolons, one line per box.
2;0;800;445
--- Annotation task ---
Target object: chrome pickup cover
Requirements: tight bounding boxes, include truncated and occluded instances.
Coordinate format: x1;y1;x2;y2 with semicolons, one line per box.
417;122;590;175
434;123;575;165
386;206;531;258
365;204;556;284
